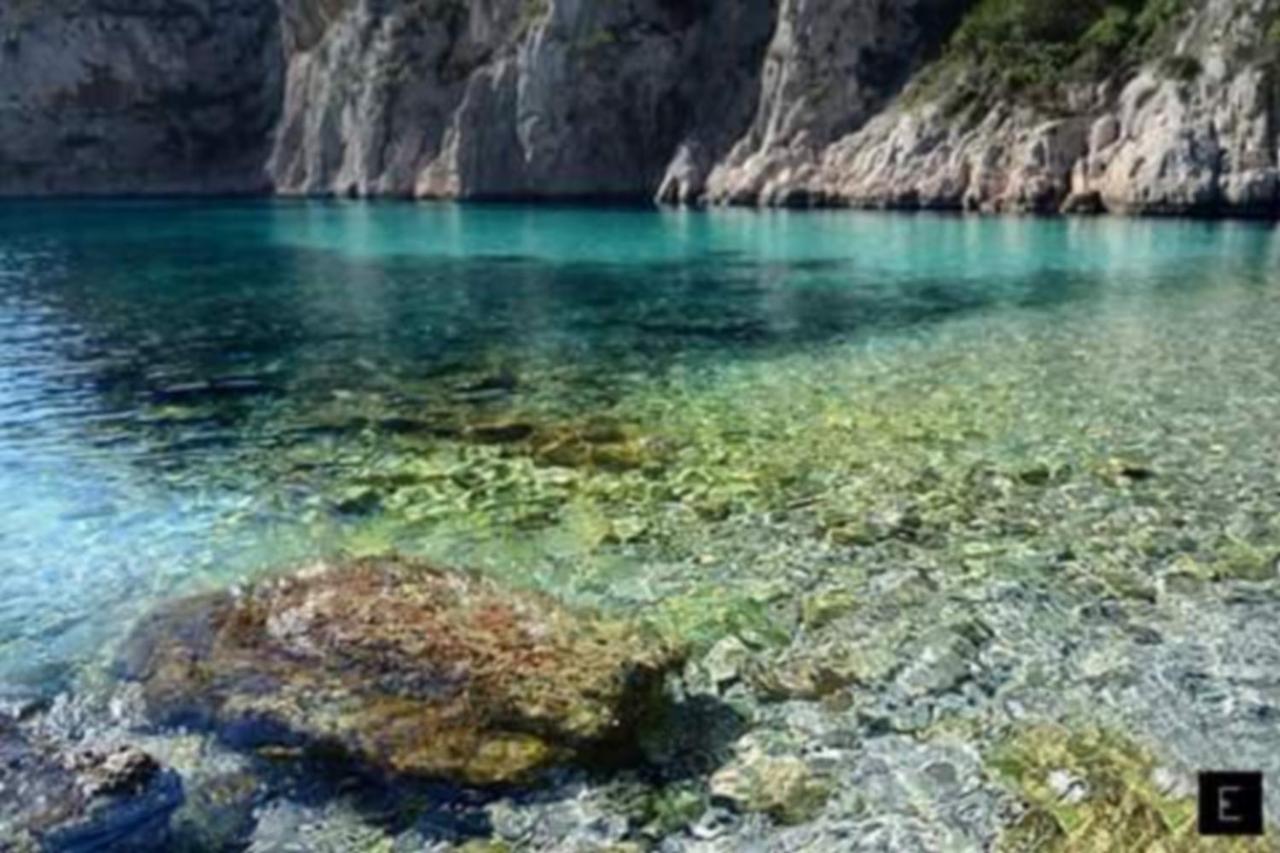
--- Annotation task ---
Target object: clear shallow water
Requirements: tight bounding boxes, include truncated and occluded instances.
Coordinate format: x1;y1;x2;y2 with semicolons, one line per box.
0;200;1278;695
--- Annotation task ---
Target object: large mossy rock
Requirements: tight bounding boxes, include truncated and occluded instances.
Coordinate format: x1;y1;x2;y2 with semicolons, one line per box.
119;556;685;786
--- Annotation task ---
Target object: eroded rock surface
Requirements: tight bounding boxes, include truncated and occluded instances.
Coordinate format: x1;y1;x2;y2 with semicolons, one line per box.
119;555;684;785
818;0;1280;215
0;0;282;196
0;720;183;852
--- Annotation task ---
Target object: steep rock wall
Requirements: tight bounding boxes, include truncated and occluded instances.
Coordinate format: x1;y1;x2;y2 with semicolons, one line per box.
813;0;1280;215
693;0;969;206
0;0;282;196
1;0;1277;217
268;0;776;198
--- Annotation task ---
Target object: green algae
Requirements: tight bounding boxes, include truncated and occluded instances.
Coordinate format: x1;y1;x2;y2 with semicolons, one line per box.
643;585;793;654
1210;538;1278;582
709;740;834;825
626;781;710;837
799;588;860;630
989;725;1274;852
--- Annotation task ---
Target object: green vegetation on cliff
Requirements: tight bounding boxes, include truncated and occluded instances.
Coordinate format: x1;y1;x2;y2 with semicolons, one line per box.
917;0;1193;108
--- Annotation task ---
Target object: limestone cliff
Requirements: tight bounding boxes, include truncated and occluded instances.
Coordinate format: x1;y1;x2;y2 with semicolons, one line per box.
1;0;1277;217
267;0;777;198
0;0;281;195
814;0;1280;216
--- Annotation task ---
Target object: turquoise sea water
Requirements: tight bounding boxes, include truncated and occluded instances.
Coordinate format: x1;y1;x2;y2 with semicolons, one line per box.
0;201;1278;695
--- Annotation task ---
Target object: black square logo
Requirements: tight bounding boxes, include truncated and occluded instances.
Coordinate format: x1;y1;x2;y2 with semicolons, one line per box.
1199;771;1264;836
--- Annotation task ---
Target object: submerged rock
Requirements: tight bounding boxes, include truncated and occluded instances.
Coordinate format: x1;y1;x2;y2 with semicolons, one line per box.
466;421;537;444
1210;539;1279;583
0;720;183;852
530;420;668;473
120;556;684;786
709;735;832;825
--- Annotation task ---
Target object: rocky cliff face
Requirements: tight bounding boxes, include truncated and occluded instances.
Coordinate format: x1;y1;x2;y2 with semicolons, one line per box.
268;0;962;201
692;0;968;206
816;0;1280;216
2;0;1277;216
267;0;777;198
0;0;281;195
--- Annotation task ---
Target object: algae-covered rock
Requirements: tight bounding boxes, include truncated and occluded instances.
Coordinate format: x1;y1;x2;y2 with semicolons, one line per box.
530;420;669;473
632;781;709;837
700;636;753;691
0;720;184;852
747;642;873;702
709;737;831;825
643;586;792;654
465;421;536;444
747;617;907;702
1095;565;1159;603
799;588;859;630
1210;539;1278;583
120;556;685;786
989;725;1271;852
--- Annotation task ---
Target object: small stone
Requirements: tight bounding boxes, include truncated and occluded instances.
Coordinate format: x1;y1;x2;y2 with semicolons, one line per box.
1046;768;1087;804
334;485;381;515
68;746;161;798
748;645;868;701
710;744;831;825
826;507;920;547
377;416;461;438
453;371;518;401
1124;623;1163;646
800;589;858;629
702;636;752;690
688;806;736;840
456;841;514;853
896;623;987;698
1161;555;1214;592
922;759;960;792
1098;567;1157;603
1210;540;1277;582
606;516;649;544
